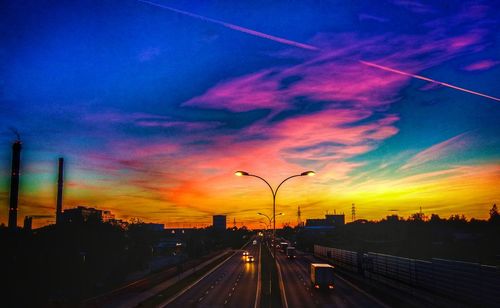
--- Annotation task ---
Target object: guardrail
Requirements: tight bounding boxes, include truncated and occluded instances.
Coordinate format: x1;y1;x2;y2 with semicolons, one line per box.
314;245;360;272
314;245;500;306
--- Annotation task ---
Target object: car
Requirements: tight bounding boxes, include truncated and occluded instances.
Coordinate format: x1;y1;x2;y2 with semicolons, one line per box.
245;255;255;262
242;250;249;256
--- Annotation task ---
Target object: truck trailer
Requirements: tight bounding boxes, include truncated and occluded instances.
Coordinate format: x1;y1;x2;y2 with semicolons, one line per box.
286;246;296;259
280;242;289;253
310;263;335;290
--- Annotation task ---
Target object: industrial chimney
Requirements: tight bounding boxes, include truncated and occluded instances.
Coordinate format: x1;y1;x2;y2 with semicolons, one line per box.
56;157;64;225
8;140;22;230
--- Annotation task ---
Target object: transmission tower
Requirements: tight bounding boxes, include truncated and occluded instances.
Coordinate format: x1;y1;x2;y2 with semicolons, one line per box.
297;206;302;227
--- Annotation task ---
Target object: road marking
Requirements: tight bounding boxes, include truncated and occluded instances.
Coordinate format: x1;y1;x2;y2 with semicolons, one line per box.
254;241;261;308
335;274;390;308
275;252;289;308
159;240;252;307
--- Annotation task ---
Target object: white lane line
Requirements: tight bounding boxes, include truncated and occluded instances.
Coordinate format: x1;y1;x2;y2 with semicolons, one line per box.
335;274;390;308
275;251;289;308
160;240;252;307
254;241;262;308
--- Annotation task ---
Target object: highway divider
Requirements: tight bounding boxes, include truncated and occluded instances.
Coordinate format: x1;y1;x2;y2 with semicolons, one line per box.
254;242;261;308
128;249;231;307
260;242;284;308
82;250;224;307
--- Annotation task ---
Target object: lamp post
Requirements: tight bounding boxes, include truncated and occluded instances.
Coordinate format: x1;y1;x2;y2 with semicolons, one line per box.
258;212;283;227
236;170;315;258
258;212;282;237
259;221;268;230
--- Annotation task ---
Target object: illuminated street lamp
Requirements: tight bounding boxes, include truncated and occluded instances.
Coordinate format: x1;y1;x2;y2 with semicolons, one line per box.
235;170;315;258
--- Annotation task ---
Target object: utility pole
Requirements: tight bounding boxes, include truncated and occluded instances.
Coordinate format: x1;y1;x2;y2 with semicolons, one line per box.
297;206;302;227
351;203;356;222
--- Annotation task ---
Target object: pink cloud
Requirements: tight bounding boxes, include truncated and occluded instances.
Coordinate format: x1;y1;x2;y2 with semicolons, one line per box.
82;110;220;131
463;60;500;71
183;69;288;112
114;24;493;209
392;0;435;14
135;120;221;130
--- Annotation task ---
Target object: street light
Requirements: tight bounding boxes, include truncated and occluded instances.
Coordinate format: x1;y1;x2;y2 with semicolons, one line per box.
259;221;268;230
258;212;282;239
235;170;315;258
258;212;283;226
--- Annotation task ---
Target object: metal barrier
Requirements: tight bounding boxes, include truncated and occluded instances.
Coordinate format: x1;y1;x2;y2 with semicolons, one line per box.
314;245;500;306
314;245;359;272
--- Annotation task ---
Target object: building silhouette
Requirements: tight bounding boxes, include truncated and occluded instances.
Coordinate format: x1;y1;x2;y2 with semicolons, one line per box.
213;215;227;231
23;216;32;231
306;213;345;229
61;206;116;224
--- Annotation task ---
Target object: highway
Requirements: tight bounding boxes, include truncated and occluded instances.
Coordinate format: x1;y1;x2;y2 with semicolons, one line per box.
276;248;388;308
163;240;260;308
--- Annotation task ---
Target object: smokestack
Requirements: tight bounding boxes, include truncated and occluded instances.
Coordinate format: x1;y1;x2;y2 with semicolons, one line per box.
8;140;22;230
56;157;64;224
24;216;33;231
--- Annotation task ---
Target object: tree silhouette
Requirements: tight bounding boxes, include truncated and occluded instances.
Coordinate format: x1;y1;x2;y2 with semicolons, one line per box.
489;204;499;224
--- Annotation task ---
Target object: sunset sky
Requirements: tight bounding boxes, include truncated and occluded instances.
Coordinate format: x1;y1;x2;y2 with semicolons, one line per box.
1;0;499;228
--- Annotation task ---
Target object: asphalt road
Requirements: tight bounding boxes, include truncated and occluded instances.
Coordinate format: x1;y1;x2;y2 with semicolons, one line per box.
276;249;388;308
164;240;260;308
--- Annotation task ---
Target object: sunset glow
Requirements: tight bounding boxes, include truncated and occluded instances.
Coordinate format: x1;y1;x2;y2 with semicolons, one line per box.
1;1;499;229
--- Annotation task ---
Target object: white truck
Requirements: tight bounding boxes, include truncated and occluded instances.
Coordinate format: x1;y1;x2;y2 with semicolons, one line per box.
310;263;335;290
280;242;289;253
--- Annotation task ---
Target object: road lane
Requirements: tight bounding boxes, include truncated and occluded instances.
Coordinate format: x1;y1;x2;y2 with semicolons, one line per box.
277;249;388;308
164;240;260;308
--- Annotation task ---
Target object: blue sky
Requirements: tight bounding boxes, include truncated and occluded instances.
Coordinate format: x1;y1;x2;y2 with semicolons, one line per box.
1;0;499;227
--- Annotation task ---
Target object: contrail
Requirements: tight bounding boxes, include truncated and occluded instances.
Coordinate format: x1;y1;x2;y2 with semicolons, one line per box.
139;0;500;102
359;61;500;102
138;0;318;51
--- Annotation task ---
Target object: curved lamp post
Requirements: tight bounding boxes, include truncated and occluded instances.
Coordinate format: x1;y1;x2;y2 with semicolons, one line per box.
235;170;315;258
259;221;268;230
258;212;283;226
